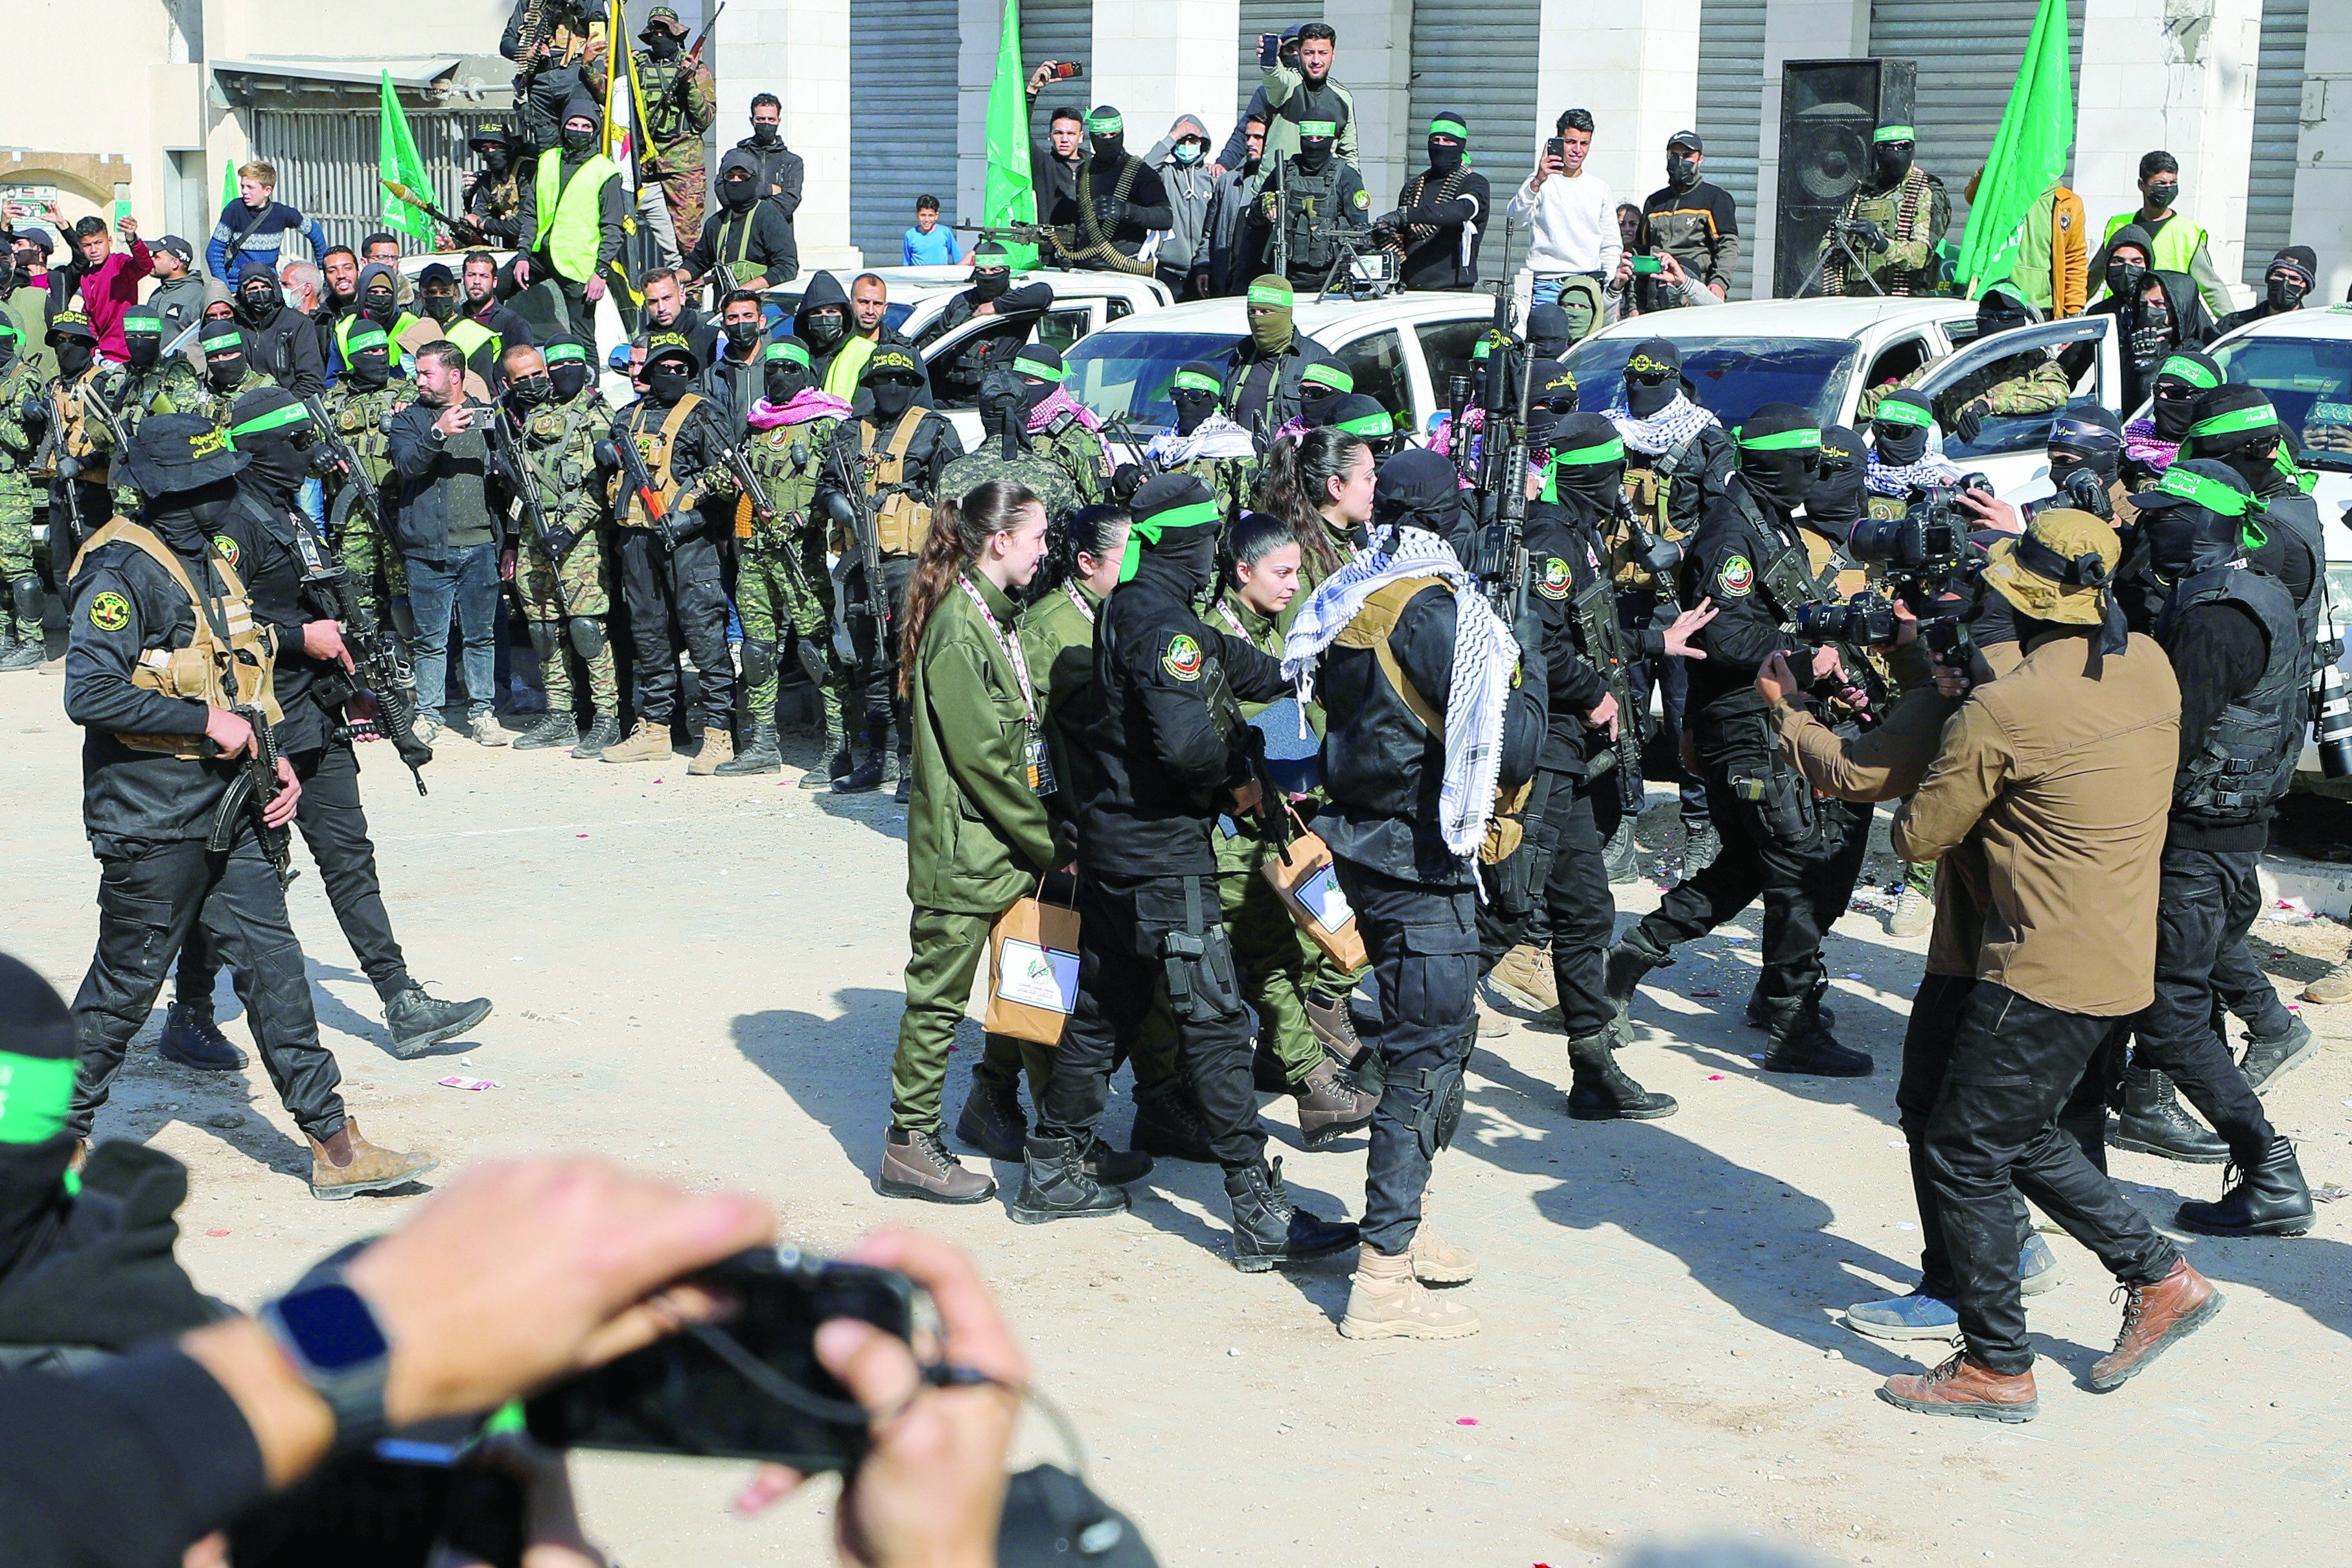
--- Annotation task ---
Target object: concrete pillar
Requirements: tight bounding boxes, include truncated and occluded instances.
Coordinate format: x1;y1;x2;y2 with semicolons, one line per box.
719;0;859;269
1092;0;1237;157
1325;0;1414;210
2291;7;2352;305
1537;0;1702;209
1753;0;1869;297
2077;0;2261;299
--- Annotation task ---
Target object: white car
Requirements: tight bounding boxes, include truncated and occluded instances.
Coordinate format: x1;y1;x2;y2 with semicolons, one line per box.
1562;298;2125;500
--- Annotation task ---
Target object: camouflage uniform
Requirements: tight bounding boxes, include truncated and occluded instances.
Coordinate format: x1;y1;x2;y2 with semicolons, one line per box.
0;356;45;654
1819;168;1951;297
51;362;130;551
1028;416;1111;509
192;367;280;437
1160;450;1258;523
741;413;851;742
634;48;717;255
1855;349;2073;426
110;358;207;513
513;388;620;722
939;444;1085;525
321;375;417;625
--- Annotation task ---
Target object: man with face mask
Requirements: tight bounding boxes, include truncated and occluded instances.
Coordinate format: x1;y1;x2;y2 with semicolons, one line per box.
1818;124;1950;298
107;308;203;518
629;6;714;262
513;97;627;341
456;126;531;249
1856;283;2070;444
1252;118;1370;291
1142;114;1218;298
2217;246;2320;337
941;367;1085;526
1606;404;1876;1078
1011;345;1111;507
697;289;769;427
733;93;807;224
0;323;46;671
686;150;798;300
790;271;859;394
1143;362;1261;520
496;0;606;155
44;311;127;564
1224;277;1332;434
192;319;276;437
1372;113;1490;293
337;262;424;377
598;334;743;772
1862;389;1963;518
925;242;1056;406
1632;130;1739;312
416;264;462;334
227;259;325;400
1044;108;1173;273
2123;349;2224;489
1281;356;1355;439
816;347;965;798
319;323;417;636
501;340;621;757
731;336;855;781
2094;150;2233;321
2108;459;2315;1236
2076;230;2215;409
63;414;439;1197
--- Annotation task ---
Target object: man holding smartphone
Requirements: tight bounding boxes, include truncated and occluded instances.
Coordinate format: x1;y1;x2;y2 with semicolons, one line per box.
1245;23;1356;171
1508;110;1621;319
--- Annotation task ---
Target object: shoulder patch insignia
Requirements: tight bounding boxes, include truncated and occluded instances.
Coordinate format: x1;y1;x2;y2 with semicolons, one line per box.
2057;210;2072;230
1536;557;1572;600
1716;553;1754;597
1161;632;1205;682
88;590;130;631
212;535;240;569
1352;188;1370;211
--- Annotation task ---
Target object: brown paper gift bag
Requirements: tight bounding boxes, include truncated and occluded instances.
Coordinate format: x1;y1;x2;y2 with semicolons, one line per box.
1260;820;1368;972
986;883;1083;1046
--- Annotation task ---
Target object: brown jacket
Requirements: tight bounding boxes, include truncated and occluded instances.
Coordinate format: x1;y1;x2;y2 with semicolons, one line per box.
1889;629;2180;1017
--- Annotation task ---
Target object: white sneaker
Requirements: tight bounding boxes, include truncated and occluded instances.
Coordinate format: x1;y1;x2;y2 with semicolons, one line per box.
471;715;511;747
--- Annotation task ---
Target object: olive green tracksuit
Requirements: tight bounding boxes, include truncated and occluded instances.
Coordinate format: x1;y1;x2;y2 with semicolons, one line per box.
892;568;1059;1134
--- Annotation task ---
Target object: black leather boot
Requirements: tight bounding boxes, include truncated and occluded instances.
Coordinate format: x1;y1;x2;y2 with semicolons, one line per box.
158;1002;247;1070
1745;984;1835;1032
2239;1015;2316;1092
716;720;783;775
1081;1136;1154;1186
1565;1028;1678;1120
1603;820;1641;884
953;1072;1027;1162
1760;987;1873;1077
1603;927;1674;1024
834;719;891;793
2176;1136;2314;1236
1129;1090;1217;1163
1010;1135;1129;1223
1223;1158;1359;1273
2112;1066;2229;1164
384;985;494;1060
801;721;853;790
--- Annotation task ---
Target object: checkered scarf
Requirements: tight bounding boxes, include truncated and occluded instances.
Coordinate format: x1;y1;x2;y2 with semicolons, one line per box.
1606;394;1718;455
1146;412;1258;467
1865;449;1962;496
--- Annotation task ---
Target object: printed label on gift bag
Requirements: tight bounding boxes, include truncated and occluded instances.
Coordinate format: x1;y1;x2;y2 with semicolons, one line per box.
1290;864;1354;933
997;938;1079;1014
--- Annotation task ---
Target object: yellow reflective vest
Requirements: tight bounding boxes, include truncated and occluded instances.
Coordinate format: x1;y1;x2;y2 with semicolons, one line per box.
533;148;621;282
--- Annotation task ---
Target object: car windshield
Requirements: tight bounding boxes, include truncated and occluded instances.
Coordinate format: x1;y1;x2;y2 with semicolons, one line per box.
1559;335;1860;428
1062;330;1241;427
2211;332;2352;472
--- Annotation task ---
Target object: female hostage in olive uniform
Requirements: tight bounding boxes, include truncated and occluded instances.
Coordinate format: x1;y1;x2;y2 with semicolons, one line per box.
879;480;1069;1205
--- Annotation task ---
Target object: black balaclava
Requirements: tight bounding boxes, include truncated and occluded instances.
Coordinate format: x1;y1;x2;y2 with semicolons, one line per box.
2183;386;2284;492
1427;112;1468;175
344;324;393;391
1806;424;1868;535
544;337;592;402
55;335;95;380
1531;358;1578;415
228;388;316;504
0;327;16;371
644;349;693;406
475;133;513;176
1734;401;1821;514
1870;389;1934;466
644;25;683;60
1125;473;1223;590
122;310;162;370
1527;305;1571;362
1622;338;1683;419
869;373;919;422
978;369;1032;457
970;240;1013;300
1371;447;1466;544
2046;408;2123;492
0;952;82;1284
719;150;759;213
1870;130;1914;192
1298;360;1352;427
2104;225;2154;301
2264;245;2318;314
1086;107;1127;168
1544;412;1624;513
761;337;813;404
201;319;246;392
1976;283;2033;340
2138;459;2255;579
1170;360;1223;435
1012;343;1064;417
2150;349;2222;440
1296;122;1337;175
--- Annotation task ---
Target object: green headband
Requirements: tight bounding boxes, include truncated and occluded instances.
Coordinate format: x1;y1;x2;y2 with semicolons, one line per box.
0;323;19;344
1550;435;1626;467
205;330;245;353
766;340;812;368
124;312;161;333
1428;118;1468;141
1871;397;1935;430
1011;352;1064;382
1302;363;1353;391
2151;464;2254;517
1087;111;1122;134
1247;281;1293;308
0;1050;76;1145
228;400;317;442
1298;120;1338;139
1171;369;1222;395
542;340;587;364
1118;499;1224;581
1334;408;1392;437
2158;354;2220;389
2187;404;2278;441
1873;125;1915;144
1737;426;1822;452
345;327;389;354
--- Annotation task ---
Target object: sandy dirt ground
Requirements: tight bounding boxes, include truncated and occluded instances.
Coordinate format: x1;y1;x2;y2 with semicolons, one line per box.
6;669;2350;1568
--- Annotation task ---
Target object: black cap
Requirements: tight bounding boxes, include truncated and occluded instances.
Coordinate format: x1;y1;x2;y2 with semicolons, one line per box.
2127;455;2254;513
418;262;456;287
156;235;195;265
1624;338;1681;378
861;345;925;385
125;412;249;500
45;309;96;345
1666;130;1703;152
642;331;700;373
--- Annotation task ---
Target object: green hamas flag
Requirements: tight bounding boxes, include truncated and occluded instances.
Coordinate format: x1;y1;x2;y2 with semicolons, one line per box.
982;0;1041;270
1954;0;2074;299
378;71;437;248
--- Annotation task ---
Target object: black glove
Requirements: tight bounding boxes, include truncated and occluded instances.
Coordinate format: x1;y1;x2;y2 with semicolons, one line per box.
55;455;80;481
1090;197;1128;238
1109;462;1146;503
1374;208;1407;231
2060;464;2114;520
1847;218;1889;255
1952;399;1990;444
1512;605;1545;660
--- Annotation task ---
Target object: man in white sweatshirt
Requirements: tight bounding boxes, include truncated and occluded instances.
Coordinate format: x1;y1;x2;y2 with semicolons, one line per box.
1507;108;1622;321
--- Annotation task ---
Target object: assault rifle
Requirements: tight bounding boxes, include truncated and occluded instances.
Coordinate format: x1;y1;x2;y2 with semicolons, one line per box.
209;704;297;886
713;435;777;533
380;178;490;248
313;560;435;793
1466;291;1537;623
595;421;701;551
817;441;893;640
644;2;724;152
302;395;379;550
484;399;575;561
1570;571;1648;814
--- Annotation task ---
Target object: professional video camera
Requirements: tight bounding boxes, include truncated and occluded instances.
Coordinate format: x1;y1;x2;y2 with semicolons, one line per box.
1790;591;1900;648
1845;476;1992;588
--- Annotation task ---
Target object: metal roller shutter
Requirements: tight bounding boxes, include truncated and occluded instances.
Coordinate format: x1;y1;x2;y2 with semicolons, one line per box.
1234;0;1298;129
1022;0;1094;124
850;0;961;262
1408;0;1541;275
1865;0;2084;240
1696;0;1766;299
250;108;502;255
2243;0;2308;282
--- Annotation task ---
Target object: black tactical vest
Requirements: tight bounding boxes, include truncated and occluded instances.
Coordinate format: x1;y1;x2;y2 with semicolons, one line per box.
1279;158;1350;273
2163;564;2306;825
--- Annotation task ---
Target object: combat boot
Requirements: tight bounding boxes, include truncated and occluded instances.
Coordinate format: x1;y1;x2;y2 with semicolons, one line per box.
1129;1090;1216;1163
385;984;494;1059
2112;1066;2228;1164
513;710;580;751
2088;1259;2222;1391
890;748;912;805
1760;987;1873;1077
717;720;782;776
1744;984;1836;1032
1486;943;1559;1015
687;726;734;776
1081;1137;1153;1186
2176;1136;2314;1237
0;619;40;673
1565;1027;1678;1120
1306;989;1368;1067
1603;819;1641;884
1011;1134;1128;1223
1223;1157;1358;1273
835;719;890;793
1678;818;1720;874
157;1002;247;1070
954;1072;1028;1163
1408;1188;1477;1284
2303;954;2352;1006
801;721;853;790
2239;1014;2316;1091
570;713;619;759
600;717;673;763
308;1118;437;1200
878;1126;996;1204
1602;926;1674;1024
1887;882;1935;938
1292;1058;1378;1147
1339;1243;1480;1339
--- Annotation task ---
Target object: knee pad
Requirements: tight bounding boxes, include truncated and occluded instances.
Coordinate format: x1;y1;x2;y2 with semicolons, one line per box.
740;637;778;689
1392;1059;1466;1159
12;575;43;624
795;633;833;687
526;619;560;663
567;615;606;662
